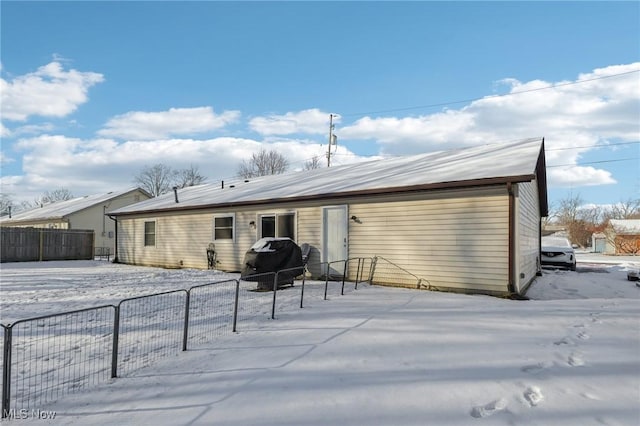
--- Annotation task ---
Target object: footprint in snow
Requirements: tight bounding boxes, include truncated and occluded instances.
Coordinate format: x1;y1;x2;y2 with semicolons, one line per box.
523;386;544;407
580;392;601;401
568;352;585;367
554;330;589;346
470;398;508;418
521;361;552;373
554;336;573;346
575;331;589;340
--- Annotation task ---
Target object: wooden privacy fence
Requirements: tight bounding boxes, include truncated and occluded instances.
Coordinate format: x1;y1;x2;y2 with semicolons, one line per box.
0;228;94;263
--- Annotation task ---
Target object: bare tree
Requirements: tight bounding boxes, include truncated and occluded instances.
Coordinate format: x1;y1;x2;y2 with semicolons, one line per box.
555;193;593;246
175;164;207;188
0;193;13;217
20;188;76;209
41;188;74;203
134;164;177;197
237;149;289;179
542;200;557;228
553;193;639;247
556;193;582;223
608;198;640;220
303;155;322;171
580;204;604;228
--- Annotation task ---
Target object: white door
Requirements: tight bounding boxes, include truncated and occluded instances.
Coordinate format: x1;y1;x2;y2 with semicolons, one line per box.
323;205;348;276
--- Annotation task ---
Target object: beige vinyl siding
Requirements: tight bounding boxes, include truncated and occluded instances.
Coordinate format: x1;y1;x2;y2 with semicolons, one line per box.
117;212;243;270
296;206;323;265
347;187;510;293
158;213;212;268
116;186;513;294
68;206;105;245
116;217;140;265
88;189;150;252
117;206;315;271
515;180;541;293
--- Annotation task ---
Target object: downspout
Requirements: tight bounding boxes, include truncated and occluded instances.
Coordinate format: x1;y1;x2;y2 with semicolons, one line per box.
507;182;516;295
108;215;118;263
536;217;543;276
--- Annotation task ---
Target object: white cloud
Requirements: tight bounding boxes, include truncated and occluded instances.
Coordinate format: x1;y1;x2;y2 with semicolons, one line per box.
338;63;640;188
249;108;336;135
4;134;365;204
0;122;11;138
4;61;637;201
0;151;14;165
341;63;640;148
339;112;481;148
0;61;104;121
547;166;617;187
97;107;240;140
8;123;56;137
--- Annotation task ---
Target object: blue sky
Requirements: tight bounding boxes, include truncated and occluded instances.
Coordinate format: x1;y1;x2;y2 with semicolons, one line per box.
1;1;639;213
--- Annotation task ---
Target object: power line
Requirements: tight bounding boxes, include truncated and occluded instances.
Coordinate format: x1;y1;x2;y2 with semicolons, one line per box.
547;158;638;168
545;141;640;151
192;69;640;182
339;69;640;118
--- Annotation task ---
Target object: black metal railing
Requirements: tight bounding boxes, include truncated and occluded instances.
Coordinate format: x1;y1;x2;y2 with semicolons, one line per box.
370;256;431;289
1;258;375;417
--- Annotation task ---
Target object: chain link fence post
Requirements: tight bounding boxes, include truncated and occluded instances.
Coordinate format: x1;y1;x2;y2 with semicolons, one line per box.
182;291;191;351
232;280;240;333
2;324;12;419
111;305;120;379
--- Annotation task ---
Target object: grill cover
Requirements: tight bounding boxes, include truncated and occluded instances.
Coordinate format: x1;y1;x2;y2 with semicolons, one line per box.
240;238;304;290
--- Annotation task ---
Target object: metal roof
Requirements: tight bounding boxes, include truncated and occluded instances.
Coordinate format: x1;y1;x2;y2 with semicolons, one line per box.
110;138;547;216
1;188;149;224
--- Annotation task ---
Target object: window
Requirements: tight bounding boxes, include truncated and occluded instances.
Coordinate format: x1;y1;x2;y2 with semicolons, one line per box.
259;213;295;239
214;214;235;241
144;221;156;246
277;214;295;238
261;215;276;238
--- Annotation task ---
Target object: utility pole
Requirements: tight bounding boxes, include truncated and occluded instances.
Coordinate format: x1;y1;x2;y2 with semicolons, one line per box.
326;114;338;167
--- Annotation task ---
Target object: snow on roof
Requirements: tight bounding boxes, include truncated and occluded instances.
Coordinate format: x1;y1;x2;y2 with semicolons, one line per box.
111;138;545;216
610;219;640;234
1;188;146;223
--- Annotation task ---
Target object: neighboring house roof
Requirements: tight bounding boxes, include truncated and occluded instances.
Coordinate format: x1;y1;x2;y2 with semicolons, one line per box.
1;188;150;224
609;219;640;235
110;138;548;217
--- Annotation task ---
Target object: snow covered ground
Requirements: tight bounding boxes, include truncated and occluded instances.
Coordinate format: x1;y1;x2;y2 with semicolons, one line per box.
1;257;639;425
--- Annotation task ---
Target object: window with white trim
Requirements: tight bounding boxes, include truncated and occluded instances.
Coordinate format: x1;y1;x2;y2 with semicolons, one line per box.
213;214;235;241
144;221;156;246
259;212;295;240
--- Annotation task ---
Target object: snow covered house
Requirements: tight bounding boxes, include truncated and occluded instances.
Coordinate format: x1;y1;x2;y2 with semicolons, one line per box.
604;219;640;255
108;138;548;296
0;188;151;255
